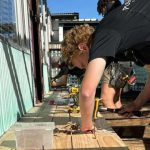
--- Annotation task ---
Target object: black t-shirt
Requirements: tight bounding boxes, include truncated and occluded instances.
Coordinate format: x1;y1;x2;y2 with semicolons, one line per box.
68;67;85;77
53;62;85;79
89;0;150;66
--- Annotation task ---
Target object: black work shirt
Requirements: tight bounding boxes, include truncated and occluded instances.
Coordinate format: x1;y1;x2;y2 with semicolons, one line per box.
89;0;150;66
54;62;85;79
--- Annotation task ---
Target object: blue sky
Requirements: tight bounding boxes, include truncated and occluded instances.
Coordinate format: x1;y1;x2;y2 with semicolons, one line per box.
48;0;124;19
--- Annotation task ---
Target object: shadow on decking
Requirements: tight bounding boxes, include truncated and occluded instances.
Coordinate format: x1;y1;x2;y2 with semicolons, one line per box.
0;140;16;149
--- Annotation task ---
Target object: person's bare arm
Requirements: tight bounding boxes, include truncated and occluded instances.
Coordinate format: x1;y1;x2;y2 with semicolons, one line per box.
79;58;106;131
120;74;150;117
51;75;67;87
134;74;150;106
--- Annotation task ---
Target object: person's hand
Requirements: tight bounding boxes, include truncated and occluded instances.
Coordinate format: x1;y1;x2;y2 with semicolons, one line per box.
119;101;142;118
50;80;57;86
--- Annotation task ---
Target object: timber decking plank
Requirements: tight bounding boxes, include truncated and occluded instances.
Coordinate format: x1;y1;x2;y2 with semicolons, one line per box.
107;117;150;127
19;101;50;122
95;130;128;150
33;104;56;122
100;109;150;126
70;111;128;149
144;126;150;138
101;111;150;119
70;113;100;149
52;105;72;149
95;115;128;150
52;112;70;125
95;117;114;131
72;134;100;150
123;139;150;150
53;133;72;150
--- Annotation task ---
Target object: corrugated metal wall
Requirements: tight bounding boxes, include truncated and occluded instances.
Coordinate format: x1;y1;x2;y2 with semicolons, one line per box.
0;40;34;136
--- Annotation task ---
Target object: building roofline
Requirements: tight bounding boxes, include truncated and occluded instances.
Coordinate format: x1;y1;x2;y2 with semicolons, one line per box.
59;19;99;23
51;12;79;16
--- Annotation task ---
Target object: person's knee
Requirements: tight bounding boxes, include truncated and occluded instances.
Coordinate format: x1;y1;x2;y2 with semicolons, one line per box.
101;94;108;102
101;85;116;101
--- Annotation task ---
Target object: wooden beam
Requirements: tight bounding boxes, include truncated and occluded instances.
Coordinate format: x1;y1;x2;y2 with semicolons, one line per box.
107;118;150;127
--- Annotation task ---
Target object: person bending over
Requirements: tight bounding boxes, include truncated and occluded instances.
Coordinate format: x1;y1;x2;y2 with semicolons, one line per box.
97;0;124;110
61;0;150;132
51;62;85;87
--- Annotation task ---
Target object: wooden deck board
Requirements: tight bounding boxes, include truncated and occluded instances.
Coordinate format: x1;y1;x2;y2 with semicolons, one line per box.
72;134;100;150
0;91;129;150
100;111;150;127
123;139;150;150
53;133;72;150
52;104;72;149
70;113;100;150
107;117;150;127
52;101;128;150
95;131;128;150
95;114;128;149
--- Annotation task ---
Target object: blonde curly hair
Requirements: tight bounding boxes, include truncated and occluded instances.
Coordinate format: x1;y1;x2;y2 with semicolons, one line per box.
61;24;95;66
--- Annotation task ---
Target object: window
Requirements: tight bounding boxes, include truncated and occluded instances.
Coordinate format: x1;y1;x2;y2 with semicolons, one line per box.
0;0;32;49
0;0;17;42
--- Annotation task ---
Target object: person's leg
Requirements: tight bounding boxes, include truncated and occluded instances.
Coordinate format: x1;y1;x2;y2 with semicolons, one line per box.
101;66;122;109
114;88;122;108
101;83;122;109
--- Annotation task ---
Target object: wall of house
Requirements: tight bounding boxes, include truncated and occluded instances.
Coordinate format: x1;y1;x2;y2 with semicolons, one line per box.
43;64;49;94
0;0;52;137
0;40;34;136
40;1;51;95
